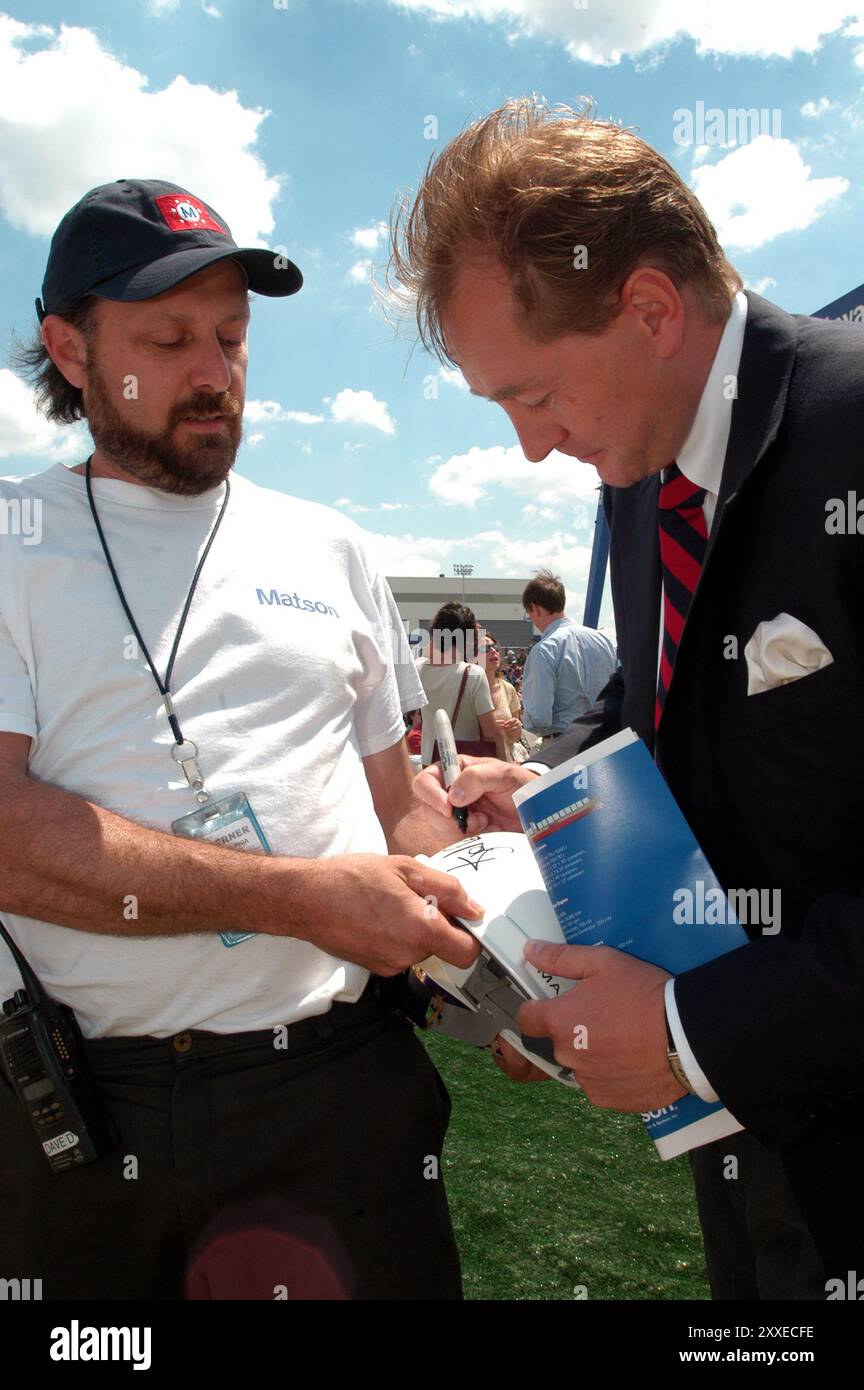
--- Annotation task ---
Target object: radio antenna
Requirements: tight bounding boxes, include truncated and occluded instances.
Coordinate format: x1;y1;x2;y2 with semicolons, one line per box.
0;916;48;1005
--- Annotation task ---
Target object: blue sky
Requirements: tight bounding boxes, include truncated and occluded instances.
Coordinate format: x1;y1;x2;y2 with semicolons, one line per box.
1;0;862;623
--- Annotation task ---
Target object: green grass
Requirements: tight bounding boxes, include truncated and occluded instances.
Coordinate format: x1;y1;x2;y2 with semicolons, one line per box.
423;1031;710;1301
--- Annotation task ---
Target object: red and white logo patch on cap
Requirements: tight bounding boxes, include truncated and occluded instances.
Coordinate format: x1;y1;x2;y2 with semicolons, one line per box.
154;193;226;234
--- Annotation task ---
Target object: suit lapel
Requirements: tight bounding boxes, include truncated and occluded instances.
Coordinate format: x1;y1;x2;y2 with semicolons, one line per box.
606;474;662;746
700;291;799;572
668;292;799;664
624;294;800;747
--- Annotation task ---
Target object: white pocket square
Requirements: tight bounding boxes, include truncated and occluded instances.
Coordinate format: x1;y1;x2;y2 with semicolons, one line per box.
744;613;833;696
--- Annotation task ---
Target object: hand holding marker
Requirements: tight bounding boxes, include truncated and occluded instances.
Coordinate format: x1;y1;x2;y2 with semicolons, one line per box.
434;708;468;835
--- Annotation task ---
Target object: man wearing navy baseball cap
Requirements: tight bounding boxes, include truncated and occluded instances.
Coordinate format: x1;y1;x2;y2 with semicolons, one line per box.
29;178;303;497
0;179;481;1300
36;178;304;322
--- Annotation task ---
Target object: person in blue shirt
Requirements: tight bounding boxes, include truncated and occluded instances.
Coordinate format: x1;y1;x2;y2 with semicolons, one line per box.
520;570;617;742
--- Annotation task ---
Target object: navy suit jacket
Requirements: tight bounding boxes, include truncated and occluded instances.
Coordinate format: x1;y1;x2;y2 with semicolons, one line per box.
532;292;864;1274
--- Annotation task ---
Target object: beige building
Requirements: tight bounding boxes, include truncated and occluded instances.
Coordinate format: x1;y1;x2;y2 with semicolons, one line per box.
386;575;536;654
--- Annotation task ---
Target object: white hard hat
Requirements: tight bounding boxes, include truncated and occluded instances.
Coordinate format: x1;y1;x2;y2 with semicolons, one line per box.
416;832;579;1087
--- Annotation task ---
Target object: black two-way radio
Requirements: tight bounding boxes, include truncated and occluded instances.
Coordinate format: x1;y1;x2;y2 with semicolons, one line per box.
0;916;119;1173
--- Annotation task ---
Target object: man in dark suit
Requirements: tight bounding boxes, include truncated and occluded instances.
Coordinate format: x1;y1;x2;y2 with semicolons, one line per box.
397;97;864;1298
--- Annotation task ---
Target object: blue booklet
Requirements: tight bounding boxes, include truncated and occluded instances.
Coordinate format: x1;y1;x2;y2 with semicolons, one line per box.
512;729;748;1158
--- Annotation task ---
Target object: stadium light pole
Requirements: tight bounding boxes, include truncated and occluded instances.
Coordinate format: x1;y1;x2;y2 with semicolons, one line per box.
453;563;473;603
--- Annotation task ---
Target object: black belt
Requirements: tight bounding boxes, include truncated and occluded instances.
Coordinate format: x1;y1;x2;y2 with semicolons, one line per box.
81;972;423;1061
265;972;423;1041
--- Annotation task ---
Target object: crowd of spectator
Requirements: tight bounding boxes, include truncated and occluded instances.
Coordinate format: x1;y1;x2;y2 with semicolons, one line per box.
403;570;617;769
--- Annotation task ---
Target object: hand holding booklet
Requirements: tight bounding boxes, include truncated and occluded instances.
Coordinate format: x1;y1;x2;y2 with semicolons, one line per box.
420;728;748;1158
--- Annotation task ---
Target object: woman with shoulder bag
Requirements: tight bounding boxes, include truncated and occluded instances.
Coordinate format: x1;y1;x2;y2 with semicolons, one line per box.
416;602;506;767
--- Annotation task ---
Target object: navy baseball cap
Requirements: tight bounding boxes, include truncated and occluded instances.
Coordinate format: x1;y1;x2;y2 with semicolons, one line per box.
36;178;302;321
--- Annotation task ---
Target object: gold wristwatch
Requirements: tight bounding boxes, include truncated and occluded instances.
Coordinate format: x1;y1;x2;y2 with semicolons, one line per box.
665;1011;694;1094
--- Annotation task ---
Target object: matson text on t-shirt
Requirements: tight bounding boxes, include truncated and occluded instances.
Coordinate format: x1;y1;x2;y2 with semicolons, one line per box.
256;587;339;616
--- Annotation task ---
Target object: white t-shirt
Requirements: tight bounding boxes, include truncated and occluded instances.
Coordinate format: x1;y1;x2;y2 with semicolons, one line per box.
415;658;494;766
0;462;423;1038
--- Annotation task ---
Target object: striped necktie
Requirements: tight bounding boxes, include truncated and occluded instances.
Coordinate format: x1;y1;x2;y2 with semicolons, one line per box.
655;462;708;729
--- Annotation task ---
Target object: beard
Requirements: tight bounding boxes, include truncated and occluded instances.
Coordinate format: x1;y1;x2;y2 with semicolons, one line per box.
83;357;243;496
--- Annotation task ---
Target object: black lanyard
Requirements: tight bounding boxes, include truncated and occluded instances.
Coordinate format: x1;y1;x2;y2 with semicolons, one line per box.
84;454;230;803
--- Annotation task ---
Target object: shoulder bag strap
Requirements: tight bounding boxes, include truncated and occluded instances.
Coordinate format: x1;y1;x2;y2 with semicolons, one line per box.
450;665;470;728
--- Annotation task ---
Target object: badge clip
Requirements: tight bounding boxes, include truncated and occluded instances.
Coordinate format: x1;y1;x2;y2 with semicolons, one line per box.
171;739;209;805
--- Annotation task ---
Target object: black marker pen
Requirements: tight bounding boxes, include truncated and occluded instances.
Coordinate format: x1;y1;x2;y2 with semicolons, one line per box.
434;708;468;834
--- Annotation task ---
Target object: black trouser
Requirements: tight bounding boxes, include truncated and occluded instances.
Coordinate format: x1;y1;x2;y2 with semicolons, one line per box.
689;1130;827;1300
0;988;461;1300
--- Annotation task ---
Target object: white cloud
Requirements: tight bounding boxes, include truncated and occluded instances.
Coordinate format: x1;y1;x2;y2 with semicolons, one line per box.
364;522;595;612
244;399;324;425
479;529;594;593
437;365;468;391
327;388;396;434
143;1;223;17
690;136;849;253
840;90;864;129
246;432;264;448
381;0;864;64
0;367;89;462
428;442;599;513
0;16;281;245
351;221;388;250
285;410;326;425
690;144;716;168
849;15;864;65
381;501;409;510
743;275;777;295
801;98;836;118
349;223;388;285
363;529;454;575
334;496;371;512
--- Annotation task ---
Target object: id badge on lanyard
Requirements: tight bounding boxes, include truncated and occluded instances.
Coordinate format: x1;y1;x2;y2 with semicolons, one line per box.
84;458;269;949
172;792;271;947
